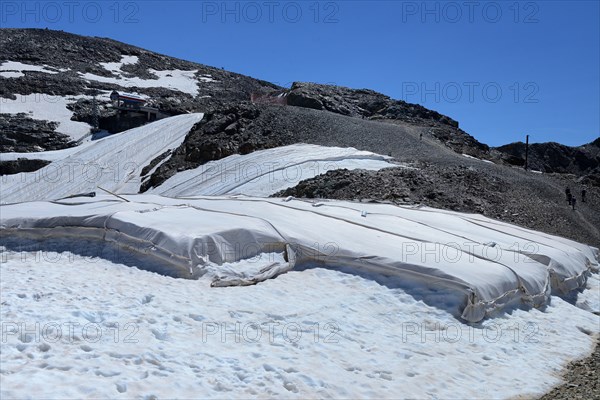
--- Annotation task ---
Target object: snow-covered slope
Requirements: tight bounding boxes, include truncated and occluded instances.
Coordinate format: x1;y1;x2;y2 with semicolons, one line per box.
150;144;401;197
0;113;203;203
0;61;65;78
2;195;597;323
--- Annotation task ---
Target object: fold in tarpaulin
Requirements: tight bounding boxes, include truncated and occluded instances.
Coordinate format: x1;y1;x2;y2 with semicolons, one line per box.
1;195;598;322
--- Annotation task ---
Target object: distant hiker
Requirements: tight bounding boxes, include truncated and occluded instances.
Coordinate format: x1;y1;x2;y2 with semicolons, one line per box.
582;188;587;203
565;187;571;202
567;192;572;206
572;196;577;210
420;133;423;140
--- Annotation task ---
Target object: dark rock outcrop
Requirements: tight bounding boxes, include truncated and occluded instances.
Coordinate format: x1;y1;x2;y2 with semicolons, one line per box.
0;158;50;175
495;139;600;176
0;114;75;152
286;82;458;125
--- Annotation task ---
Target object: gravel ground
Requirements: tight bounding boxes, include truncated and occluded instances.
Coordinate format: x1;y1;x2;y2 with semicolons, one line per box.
535;340;599;400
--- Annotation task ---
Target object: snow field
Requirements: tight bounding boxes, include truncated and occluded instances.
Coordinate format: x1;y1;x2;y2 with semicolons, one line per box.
0;61;64;78
82;55;203;96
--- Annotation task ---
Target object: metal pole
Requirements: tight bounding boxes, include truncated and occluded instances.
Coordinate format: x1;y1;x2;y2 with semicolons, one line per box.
97;186;130;202
91;89;99;132
525;134;529;170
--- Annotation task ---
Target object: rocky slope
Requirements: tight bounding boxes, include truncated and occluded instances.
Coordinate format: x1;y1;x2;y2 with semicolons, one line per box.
283;82;490;157
0;29;279;104
141;102;467;191
0;113;73;151
495;139;600;178
1;29;490;158
0;28;279;151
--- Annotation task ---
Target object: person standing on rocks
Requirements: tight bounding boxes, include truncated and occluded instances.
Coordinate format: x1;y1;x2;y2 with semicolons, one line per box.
567;192;573;206
572;196;577;210
582;188;587;203
565;187;572;204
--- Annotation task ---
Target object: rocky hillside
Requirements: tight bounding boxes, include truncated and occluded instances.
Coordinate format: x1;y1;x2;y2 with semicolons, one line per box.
283;82;490;157
495;139;600;178
141;101;477;192
0;28;279;151
1;29;487;158
0;29;278;105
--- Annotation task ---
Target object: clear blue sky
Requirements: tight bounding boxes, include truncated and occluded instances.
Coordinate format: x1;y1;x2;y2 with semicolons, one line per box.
2;0;599;146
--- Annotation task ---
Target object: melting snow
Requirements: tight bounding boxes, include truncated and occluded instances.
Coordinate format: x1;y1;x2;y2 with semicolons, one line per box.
81;55;201;96
0;61;64;78
0;94;92;141
99;55;139;74
462;153;494;164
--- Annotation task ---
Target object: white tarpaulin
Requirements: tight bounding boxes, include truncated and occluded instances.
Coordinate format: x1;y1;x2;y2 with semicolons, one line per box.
0;113;204;204
149;143;402;197
1;195;597;322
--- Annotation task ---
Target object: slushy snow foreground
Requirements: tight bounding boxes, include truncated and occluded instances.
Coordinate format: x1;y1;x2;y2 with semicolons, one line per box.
0;205;599;399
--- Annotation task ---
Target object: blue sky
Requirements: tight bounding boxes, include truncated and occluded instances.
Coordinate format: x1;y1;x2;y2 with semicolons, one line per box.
2;0;599;146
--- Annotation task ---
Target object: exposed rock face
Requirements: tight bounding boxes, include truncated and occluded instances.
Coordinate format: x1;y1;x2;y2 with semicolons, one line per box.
275;165;505;213
495;139;600;178
286;82;458;125
0;114;74;152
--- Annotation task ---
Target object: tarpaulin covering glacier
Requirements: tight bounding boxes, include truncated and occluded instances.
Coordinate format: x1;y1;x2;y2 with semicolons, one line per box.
1;194;597;322
0;113;401;202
